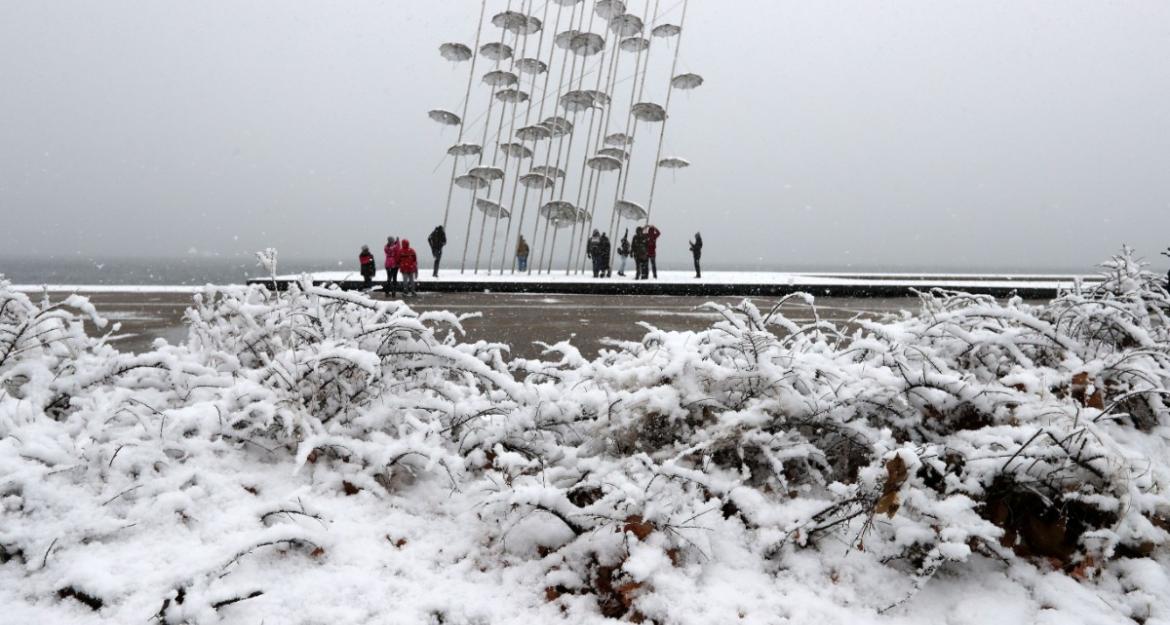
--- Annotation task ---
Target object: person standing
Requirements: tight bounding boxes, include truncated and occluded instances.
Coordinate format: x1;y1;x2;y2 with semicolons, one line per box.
427;226;446;278
397;239;419;297
689;232;703;279
631;226;649;280
646;224;661;279
516;235;530;272
617;229;630;277
359;245;376;290
383;236;400;296
599;232;612;277
587;230;604;278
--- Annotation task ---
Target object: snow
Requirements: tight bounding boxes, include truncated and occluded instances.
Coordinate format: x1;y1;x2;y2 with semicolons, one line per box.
1;248;1168;624
263;270;1098;292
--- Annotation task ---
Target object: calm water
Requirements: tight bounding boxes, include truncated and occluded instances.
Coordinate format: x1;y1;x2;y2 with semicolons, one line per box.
0;255;1087;286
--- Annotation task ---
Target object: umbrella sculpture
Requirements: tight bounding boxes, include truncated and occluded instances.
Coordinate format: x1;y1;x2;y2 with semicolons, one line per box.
427;0;702;273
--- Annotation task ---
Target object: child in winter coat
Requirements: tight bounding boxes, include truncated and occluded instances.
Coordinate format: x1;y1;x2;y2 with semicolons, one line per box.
397;239;419;297
359;245;376;289
516;236;530;272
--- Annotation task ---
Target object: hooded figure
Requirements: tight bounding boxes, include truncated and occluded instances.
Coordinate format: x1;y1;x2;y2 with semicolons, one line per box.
427;226;446;278
359;245;376;289
631;227;650;280
383;236;400;295
516;235;530;272
617;229;631;277
587;230;605;278
689;232;703;279
397;239;419;297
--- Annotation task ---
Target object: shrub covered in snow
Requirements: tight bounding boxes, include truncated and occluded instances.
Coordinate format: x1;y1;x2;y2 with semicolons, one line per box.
1;249;1169;624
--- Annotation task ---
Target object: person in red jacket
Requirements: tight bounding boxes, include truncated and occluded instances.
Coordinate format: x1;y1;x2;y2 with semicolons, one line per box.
646;224;661;279
382;236;400;296
397;239;419;297
358;245;376;290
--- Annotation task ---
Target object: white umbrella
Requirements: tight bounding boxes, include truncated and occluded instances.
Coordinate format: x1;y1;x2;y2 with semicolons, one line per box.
480;42;514;61
585;89;611;106
658;157;690;169
439;43;473;62
520;173;556;190
516;57;548;75
428;109;461;126
560;90;598;112
447;143;482;157
455;174;491;191
651;24;681;38
598;147;628;161
609;14;644;37
492;11;541;35
516;125;553;142
619;37;649;53
554;29;583;50
631;102;667;122
569;33;606;56
476;198;511;218
499;142;534;159
614;199;647;219
541;200;578;222
595;0;627;19
605;132;633;147
587;155;623;172
496;88;530;104
469;166;505;182
483;70;519;88
671;73;704;90
542;115;574;136
530;165;567;179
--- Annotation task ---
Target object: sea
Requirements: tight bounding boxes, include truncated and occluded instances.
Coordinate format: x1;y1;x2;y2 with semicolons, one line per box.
0;255;1087;287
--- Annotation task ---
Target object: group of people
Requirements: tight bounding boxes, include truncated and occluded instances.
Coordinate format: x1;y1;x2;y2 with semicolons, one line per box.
359;223;706;295
358;225;448;296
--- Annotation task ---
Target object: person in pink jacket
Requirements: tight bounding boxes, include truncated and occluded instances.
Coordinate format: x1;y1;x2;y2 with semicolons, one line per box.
382;236;401;296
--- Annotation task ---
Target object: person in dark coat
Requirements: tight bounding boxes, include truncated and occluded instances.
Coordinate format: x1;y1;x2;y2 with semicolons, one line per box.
689;232;703;279
397;239;419;297
599;233;612;277
427;226;446;278
359;245;376;290
646;224;661;279
586;230;604;278
631;226;649;280
617;229;631;277
516;235;530;272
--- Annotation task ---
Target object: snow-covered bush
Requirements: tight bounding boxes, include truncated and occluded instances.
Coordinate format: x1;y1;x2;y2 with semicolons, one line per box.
2;249;1169;624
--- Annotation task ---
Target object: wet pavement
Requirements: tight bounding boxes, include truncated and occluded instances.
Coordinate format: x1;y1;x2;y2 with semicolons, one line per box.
48;290;949;360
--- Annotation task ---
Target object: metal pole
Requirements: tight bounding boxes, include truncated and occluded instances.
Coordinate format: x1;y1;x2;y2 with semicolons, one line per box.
461;0;512;274
643;0;689;225
531;0;580;274
441;0;490;231
606;0;661;269
498;0;552;274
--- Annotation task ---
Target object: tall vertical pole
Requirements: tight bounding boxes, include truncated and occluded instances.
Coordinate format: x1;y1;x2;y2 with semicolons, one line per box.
441;0;490;230
498;0;553;274
643;0;689;225
461;0;513;274
530;0;580;274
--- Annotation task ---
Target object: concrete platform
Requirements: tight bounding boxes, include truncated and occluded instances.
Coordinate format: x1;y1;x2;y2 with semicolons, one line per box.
247;270;1099;299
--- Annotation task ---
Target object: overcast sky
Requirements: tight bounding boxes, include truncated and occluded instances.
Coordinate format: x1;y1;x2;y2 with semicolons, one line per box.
2;0;1169;271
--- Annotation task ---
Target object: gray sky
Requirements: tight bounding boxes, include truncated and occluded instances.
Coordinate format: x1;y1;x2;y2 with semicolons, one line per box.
2;0;1169;271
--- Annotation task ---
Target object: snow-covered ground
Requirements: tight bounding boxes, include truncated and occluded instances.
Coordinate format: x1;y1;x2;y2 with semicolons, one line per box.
264;270;1100;292
2;251;1168;625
